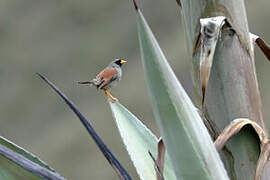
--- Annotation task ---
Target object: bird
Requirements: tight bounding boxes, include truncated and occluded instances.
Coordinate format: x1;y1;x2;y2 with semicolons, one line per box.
78;58;127;101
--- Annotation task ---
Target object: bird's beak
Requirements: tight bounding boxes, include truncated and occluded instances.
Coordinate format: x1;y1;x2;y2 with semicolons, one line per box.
120;60;127;64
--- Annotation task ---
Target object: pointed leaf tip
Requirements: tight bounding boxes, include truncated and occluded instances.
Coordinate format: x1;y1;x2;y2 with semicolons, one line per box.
256;38;270;61
156;138;165;180
250;33;270;61
36;72;45;81
132;0;138;11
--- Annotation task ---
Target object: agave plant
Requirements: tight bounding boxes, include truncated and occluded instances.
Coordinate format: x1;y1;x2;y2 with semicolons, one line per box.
108;0;270;179
1;0;270;180
37;0;270;180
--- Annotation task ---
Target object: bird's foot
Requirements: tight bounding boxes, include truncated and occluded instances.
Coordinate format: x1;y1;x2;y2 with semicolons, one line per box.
107;96;119;103
104;90;118;102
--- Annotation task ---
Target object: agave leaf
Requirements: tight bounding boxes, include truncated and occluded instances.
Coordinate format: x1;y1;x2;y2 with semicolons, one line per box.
109;102;176;180
134;4;228;180
0;137;55;172
37;73;132;180
0;136;65;180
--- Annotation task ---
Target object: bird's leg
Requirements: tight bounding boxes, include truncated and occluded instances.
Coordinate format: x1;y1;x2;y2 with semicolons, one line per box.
104;90;118;102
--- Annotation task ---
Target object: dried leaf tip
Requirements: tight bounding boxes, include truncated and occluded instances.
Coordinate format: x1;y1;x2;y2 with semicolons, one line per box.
36;72;46;81
255;38;270;61
214;118;270;180
132;0;138;11
256;38;270;61
250;33;270;61
156;138;165;180
214;118;266;151
175;0;182;8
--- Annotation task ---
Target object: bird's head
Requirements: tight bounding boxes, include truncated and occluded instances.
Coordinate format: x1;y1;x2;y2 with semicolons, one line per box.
112;58;127;67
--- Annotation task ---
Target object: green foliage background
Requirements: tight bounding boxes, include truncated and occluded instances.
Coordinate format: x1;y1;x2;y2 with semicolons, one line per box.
0;0;269;179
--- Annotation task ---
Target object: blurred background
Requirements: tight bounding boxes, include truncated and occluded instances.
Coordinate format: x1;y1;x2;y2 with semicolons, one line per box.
0;0;269;179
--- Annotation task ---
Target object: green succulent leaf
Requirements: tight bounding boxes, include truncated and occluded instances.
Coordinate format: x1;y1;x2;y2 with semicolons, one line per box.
135;7;229;180
0;136;65;180
109;102;177;180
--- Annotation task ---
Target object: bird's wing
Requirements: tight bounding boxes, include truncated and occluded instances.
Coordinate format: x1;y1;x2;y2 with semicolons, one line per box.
96;68;118;89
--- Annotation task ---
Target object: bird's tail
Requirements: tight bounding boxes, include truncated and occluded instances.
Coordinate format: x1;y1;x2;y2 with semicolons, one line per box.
77;80;94;85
